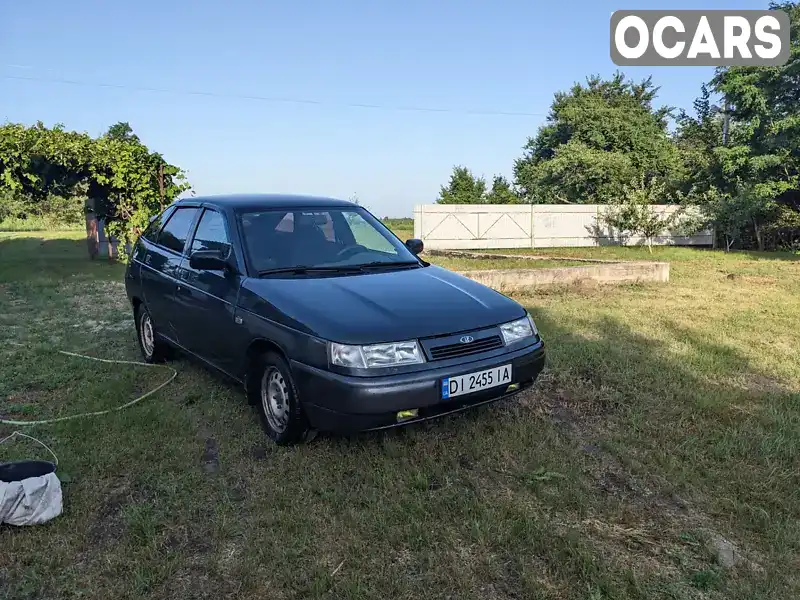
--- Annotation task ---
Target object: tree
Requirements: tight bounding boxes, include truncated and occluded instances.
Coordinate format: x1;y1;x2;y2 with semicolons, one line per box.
485;175;519;204
513;73;683;204
0;122;94;224
707;1;800;250
0;121;190;255
597;176;682;252
673;83;726;202
104;122;140;143
437;166;488;204
704;189;762;252
91;135;190;255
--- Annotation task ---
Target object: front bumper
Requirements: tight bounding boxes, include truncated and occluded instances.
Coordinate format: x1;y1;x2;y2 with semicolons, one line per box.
292;339;546;434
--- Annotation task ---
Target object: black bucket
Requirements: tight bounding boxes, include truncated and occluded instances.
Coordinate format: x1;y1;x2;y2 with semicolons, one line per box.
0;460;57;483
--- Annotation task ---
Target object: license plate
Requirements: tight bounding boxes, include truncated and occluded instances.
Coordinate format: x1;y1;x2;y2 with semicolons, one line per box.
441;364;513;399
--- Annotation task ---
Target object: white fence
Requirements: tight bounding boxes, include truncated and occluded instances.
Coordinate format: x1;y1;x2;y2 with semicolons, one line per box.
413;204;713;250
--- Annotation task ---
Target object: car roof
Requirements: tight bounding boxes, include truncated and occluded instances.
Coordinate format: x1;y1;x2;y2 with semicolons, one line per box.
174;193;357;211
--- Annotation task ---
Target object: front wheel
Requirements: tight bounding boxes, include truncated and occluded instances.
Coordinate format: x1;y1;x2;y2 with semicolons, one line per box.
250;352;309;445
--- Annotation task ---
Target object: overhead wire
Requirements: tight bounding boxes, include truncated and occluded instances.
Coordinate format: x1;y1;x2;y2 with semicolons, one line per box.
2;73;548;118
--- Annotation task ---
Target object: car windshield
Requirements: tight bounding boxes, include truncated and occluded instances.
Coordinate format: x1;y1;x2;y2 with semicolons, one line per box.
238;207;420;274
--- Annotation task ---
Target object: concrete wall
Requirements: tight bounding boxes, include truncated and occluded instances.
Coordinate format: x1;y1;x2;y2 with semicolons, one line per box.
413;204;712;250
458;262;670;292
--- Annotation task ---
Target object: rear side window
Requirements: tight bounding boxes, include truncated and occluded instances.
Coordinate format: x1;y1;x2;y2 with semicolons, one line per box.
158;207;199;254
191;209;231;256
275;212;293;232
304;211;336;241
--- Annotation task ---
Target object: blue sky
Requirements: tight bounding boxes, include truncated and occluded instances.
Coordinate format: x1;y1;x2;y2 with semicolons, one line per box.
1;0;767;217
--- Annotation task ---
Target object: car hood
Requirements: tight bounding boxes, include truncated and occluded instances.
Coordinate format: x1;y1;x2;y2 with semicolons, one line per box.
239;265;526;344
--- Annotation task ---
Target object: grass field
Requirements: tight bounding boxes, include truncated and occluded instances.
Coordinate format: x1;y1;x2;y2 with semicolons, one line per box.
381;217;413;241
1;230;799;600
0;217;84;232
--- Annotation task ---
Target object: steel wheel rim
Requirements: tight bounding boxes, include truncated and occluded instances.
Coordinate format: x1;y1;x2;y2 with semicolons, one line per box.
140;312;155;358
261;367;289;433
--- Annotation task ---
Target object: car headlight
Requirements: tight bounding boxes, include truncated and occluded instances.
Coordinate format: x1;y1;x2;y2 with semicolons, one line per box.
330;340;424;368
500;314;538;345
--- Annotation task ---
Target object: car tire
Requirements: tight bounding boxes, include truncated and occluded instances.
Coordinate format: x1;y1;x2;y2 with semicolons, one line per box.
134;304;170;363
250;351;309;445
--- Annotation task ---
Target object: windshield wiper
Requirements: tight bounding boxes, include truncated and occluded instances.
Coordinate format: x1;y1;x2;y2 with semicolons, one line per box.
353;261;421;270
257;266;361;277
257;261;421;277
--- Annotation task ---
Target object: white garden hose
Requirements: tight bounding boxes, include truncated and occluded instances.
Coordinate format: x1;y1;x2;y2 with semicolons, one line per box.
0;351;177;427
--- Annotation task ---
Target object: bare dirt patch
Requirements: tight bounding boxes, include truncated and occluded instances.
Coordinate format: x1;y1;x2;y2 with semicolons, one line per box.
87;478;137;545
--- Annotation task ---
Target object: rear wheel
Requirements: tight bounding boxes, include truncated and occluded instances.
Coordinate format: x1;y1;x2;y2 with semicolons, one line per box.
135;304;170;363
249;352;309;445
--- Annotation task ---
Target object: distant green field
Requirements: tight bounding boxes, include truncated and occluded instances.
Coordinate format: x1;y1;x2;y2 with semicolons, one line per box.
0;216;83;232
382;217;413;241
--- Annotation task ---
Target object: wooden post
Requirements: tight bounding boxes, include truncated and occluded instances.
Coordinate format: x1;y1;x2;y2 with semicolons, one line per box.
85;213;99;259
530;204;535;249
109;235;118;260
97;219;119;260
97;218;108;259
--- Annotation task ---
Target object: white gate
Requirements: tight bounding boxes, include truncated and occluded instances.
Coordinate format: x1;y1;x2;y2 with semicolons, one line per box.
413;205;533;250
413;204;712;250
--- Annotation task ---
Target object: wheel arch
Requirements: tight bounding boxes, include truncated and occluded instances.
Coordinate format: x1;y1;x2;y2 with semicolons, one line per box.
244;338;290;402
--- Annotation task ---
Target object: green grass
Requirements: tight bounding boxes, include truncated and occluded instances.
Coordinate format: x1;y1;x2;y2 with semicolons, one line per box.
382;217;413;242
382;217;413;238
0;216;84;232
1;231;799;600
391;227;414;241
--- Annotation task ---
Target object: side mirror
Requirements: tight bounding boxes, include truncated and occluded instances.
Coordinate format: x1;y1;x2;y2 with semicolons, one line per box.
189;249;231;271
405;238;424;255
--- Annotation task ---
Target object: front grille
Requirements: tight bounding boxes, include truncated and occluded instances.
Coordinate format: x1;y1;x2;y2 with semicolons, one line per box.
428;335;503;360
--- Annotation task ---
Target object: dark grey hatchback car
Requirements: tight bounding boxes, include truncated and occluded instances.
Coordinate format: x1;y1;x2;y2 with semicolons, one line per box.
125;194;546;444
